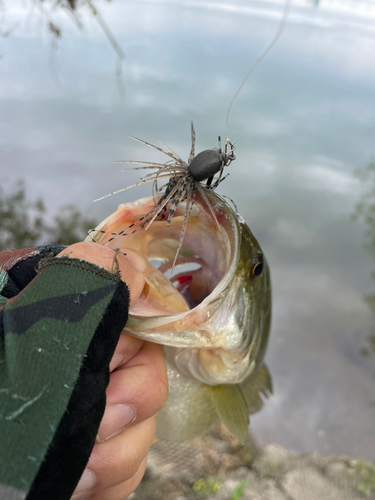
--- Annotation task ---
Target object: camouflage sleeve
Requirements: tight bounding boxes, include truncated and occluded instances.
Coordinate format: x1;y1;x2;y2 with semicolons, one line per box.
0;246;130;500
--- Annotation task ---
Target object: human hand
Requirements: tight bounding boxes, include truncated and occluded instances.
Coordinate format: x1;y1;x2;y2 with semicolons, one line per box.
57;243;168;500
71;335;168;500
0;242;168;500
56;242;147;307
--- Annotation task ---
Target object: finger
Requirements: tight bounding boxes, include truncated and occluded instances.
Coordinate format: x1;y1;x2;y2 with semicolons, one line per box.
84;455;147;500
98;342;168;442
57;242;146;305
109;333;144;373
57;242;121;272
72;417;155;498
116;250;147;305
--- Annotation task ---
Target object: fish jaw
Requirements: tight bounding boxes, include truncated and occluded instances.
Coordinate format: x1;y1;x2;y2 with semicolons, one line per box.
87;190;271;386
163;256;271;385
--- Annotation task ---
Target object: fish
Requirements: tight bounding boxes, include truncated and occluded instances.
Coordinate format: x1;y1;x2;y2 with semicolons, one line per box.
86;189;272;443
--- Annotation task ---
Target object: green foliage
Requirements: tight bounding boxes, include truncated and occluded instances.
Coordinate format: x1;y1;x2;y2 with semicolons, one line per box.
354;159;375;358
193;477;221;498
360;330;375;358
347;459;375;498
230;480;248;500
47;204;96;246
0;182;46;251
0;182;97;251
353;158;375;258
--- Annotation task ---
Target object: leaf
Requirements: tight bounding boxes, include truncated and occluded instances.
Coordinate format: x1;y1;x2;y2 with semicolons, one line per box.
230;480;248;500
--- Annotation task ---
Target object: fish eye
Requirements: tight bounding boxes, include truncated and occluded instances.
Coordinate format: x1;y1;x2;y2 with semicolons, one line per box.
250;255;264;280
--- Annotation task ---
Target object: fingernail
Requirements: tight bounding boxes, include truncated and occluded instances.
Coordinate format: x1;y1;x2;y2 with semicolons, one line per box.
72;469;96;497
97;404;136;442
109;353;124;372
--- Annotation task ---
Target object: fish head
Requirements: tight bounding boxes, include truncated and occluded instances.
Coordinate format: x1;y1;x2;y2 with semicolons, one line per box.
86;190;271;386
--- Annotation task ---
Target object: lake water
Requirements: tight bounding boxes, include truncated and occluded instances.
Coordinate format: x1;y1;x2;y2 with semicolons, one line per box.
1;0;375;460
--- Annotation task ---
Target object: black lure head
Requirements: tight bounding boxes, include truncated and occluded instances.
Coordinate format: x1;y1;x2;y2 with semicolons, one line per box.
188;149;223;182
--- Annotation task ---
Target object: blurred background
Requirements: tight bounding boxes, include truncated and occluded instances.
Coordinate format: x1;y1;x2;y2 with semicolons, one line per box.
1;0;375;482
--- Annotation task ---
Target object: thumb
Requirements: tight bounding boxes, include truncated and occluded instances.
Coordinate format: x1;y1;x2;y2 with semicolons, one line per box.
57;242;147;305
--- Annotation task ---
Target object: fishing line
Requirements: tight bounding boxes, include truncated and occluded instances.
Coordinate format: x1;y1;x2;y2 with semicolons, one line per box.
93;0;292;265
225;0;292;141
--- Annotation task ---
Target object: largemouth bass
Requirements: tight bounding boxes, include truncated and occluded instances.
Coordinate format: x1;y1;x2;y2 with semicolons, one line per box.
86;190;272;442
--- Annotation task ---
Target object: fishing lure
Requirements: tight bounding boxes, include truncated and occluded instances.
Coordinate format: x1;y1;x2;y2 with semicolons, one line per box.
91;123;236;268
91;0;291;268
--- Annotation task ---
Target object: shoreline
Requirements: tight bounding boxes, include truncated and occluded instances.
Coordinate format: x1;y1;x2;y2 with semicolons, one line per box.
131;425;375;500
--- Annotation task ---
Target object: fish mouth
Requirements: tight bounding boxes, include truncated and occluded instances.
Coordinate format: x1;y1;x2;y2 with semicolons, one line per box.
88;191;240;348
87;190;268;386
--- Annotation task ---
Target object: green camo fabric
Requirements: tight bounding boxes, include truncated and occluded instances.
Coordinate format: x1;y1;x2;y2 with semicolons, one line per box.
0;247;130;500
